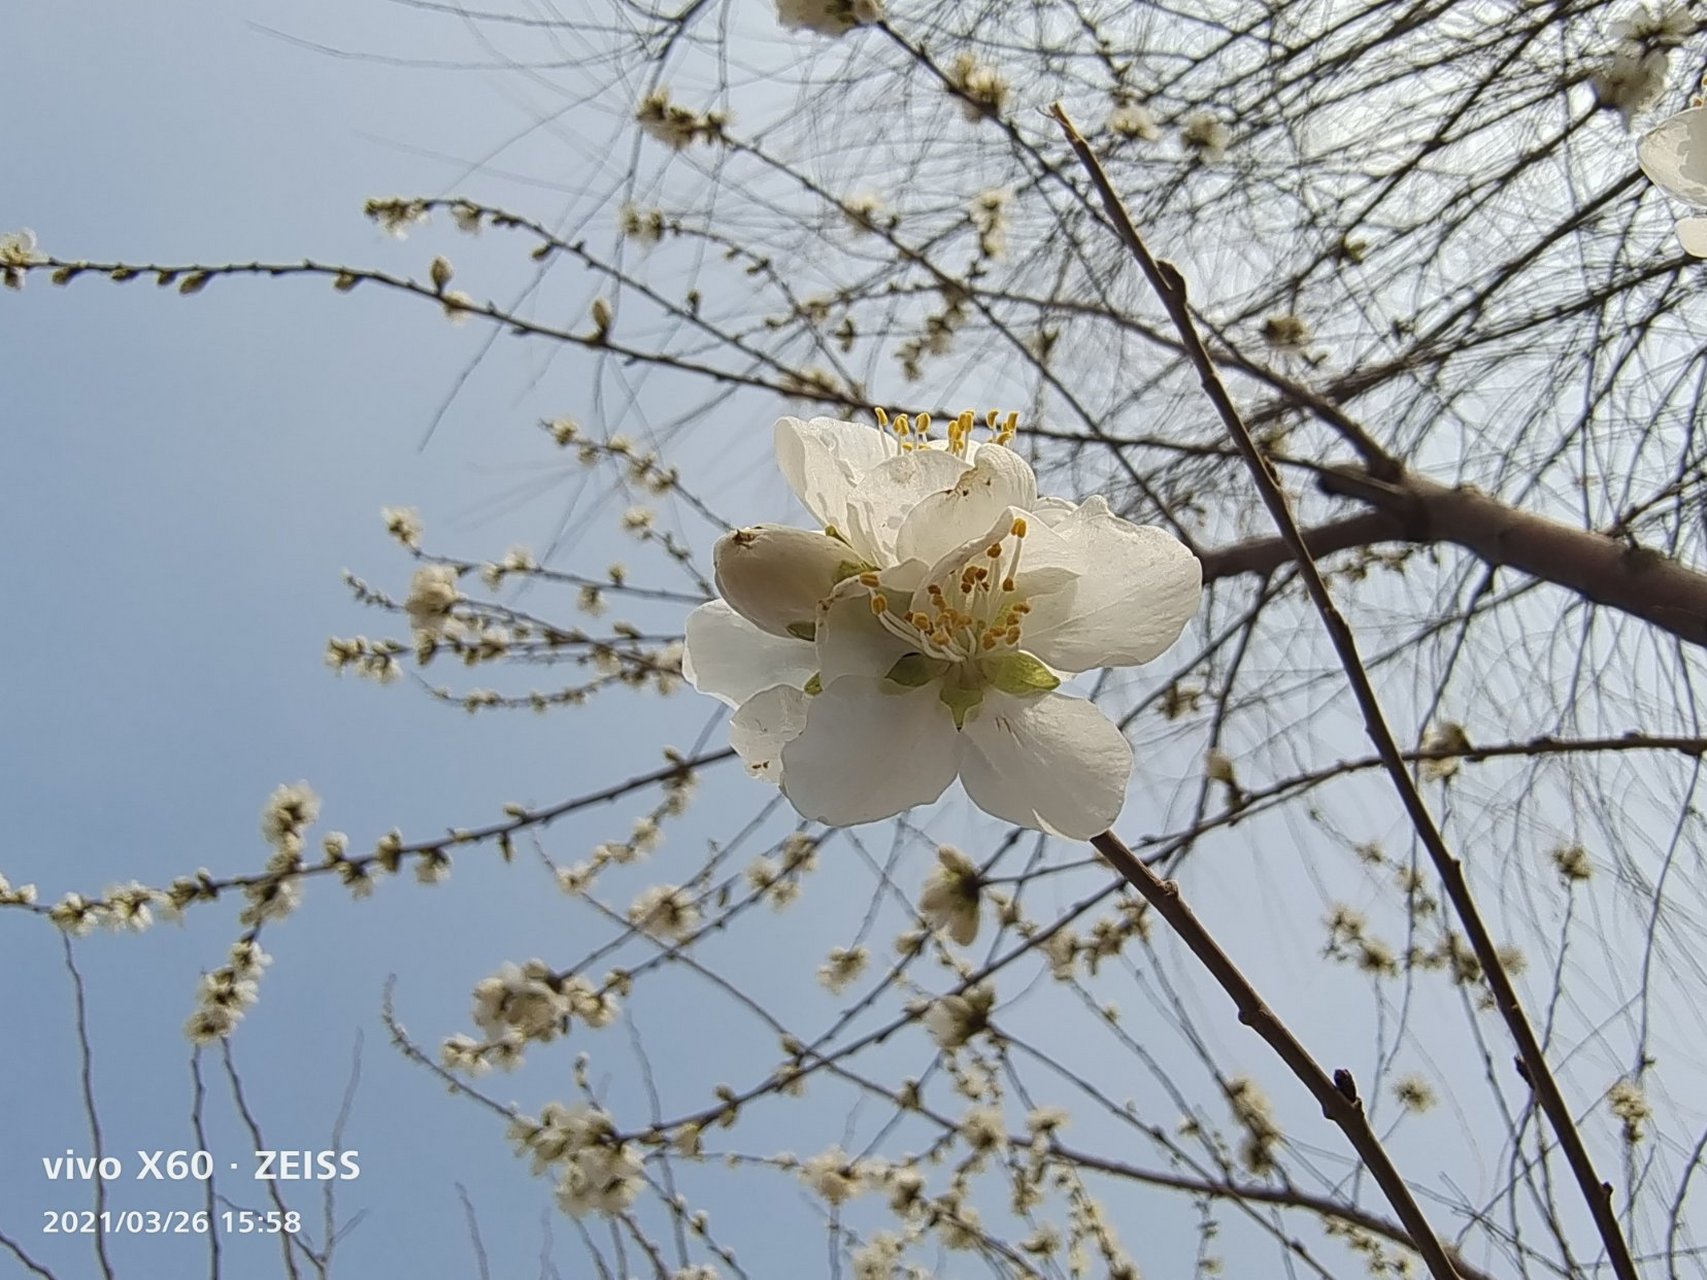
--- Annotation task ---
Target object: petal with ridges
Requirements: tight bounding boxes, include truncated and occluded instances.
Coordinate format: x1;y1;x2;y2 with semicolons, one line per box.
729;685;808;782
1639;107;1707;205
773;416;898;532
1019;507;1201;671
960;692;1133;839
843;448;973;564
682;600;817;706
895;444;1039;565
780;677;961;825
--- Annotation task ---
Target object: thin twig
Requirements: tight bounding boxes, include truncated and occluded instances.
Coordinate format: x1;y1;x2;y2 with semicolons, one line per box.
1050;102;1637;1280
1088;831;1466;1280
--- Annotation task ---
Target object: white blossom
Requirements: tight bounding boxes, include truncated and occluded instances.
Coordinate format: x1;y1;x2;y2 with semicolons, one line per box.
1639;105;1707;255
919;845;983;945
775;0;883;36
683;415;1201;837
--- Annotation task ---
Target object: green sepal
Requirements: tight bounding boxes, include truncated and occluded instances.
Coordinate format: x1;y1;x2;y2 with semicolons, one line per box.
803;673;823;696
885;652;950;688
938;683;984;729
984;651;1060;696
786;621;817;641
833;559;875;583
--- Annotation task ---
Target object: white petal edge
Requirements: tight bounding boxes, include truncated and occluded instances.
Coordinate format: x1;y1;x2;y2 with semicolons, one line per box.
729;685;808;782
843;448;974;565
959;691;1134;839
780;676;961;826
682;600;818;706
1639;107;1707;206
1020;507;1202;671
1678;215;1707;257
773;416;898;531
895;443;1039;565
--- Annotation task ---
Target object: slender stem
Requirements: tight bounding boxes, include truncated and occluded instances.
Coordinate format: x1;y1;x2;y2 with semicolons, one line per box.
1051;103;1637;1280
1090;831;1465;1280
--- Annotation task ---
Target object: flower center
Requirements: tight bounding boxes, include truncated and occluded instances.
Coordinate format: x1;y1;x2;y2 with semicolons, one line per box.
863;516;1058;724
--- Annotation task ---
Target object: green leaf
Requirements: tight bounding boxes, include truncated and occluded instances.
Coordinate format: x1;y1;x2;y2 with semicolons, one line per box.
984;651;1060;696
885;652;949;688
938;683;984;729
803;673;823;696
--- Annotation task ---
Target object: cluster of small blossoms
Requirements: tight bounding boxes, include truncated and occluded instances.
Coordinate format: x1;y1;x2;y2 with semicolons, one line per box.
1224;1076;1283;1174
967;188;1011;259
1106;99;1161;141
618;204;667;246
324;634;405;684
842;192;890;235
1323;904;1401;978
0;872;37;907
184;940;271;1044
947;51;1009;121
635;89;727;149
773;0;883;35
1261;313;1311;353
1180;110;1231;162
507;1102;645;1217
918;845;983;945
1552;841;1594;882
363;196;430;239
923;981;995;1051
1406;928;1525;1010
1607;1077;1652;1143
743;832;819;909
1392;1074;1436;1113
241;782;317;927
446;960;621;1073
1594;5;1692;123
1419;720;1471;780
556;772;688;896
896;281;972;379
627;883;701;943
817;944;869;994
1323;1218;1422;1279
1;229;42;289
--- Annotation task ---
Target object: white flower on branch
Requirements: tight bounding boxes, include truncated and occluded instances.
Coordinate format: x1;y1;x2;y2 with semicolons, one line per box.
919;845;983;945
774;0;883;36
1639;105;1707;255
682;414;1201;837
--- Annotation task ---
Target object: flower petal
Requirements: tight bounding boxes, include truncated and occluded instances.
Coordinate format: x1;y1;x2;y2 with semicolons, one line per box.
1678;215;1707;257
1019;505;1201;671
714;525;863;638
780;676;961;825
773;416;898;531
960;691;1133;838
895;444;1039;565
817;576;920;683
1639;106;1707;206
729;685;808;782
682;600;817;706
843;448;973;564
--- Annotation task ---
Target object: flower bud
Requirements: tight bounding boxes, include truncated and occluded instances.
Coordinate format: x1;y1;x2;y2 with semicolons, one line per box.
713;525;863;639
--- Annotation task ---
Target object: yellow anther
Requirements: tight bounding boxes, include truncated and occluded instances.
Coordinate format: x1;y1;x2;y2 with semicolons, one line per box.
1001;576;1015;592
1011;517;1027;537
859;572;880;586
870;594;888;613
1012;601;1031;615
985;409;999;431
997;411;1019;445
874;407;890;431
981;633;999;649
916;411;932;438
985;543;1003;558
1005;625;1021;642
